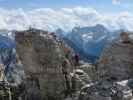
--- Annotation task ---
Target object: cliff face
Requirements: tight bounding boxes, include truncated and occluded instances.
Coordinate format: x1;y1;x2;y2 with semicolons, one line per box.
78;38;133;100
15;29;133;100
15;29;73;100
97;40;133;81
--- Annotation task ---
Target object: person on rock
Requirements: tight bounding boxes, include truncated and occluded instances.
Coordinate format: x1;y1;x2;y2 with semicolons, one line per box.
73;53;80;66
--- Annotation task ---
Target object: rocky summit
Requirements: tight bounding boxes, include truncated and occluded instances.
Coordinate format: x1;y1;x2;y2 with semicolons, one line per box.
0;29;132;100
15;29;75;100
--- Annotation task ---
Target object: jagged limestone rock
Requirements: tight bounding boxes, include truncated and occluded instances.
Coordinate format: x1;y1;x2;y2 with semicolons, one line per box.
79;80;133;100
97;40;133;81
77;34;133;100
15;29;73;100
79;63;97;81
70;68;92;92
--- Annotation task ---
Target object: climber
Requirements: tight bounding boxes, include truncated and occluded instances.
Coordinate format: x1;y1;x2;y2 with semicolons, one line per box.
120;32;131;43
73;53;80;66
62;59;71;97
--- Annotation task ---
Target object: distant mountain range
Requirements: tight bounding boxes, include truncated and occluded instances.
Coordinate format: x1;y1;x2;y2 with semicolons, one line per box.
0;25;129;64
0;32;15;48
56;24;125;63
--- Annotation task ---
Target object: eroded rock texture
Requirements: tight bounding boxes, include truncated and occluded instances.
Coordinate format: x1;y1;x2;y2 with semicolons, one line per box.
77;37;133;100
15;29;73;100
15;30;133;100
97;40;133;81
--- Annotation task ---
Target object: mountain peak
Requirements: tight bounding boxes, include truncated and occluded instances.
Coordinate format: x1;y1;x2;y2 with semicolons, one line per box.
95;24;106;30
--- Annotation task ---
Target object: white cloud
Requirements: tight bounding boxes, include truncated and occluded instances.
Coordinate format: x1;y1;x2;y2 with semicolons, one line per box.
112;0;121;5
0;7;132;32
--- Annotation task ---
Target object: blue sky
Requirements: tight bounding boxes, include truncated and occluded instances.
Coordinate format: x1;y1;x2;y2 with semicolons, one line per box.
0;0;132;13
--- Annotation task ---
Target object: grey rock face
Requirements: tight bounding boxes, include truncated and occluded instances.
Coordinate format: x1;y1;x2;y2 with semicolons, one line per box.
15;29;133;100
15;29;73;100
76;38;133;100
97;40;133;81
70;63;95;92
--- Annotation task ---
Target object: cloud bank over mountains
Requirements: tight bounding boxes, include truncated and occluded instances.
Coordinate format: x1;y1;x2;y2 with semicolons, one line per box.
0;7;133;32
